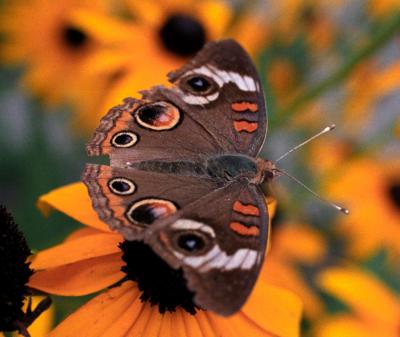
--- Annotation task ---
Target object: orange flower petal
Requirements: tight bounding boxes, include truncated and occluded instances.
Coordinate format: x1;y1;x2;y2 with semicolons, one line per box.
271;225;326;264
193;311;218;337
318;267;400;325
206;314;240;337
158;312;173;337
37;182;110;232
227;312;274;337
29;253;124;296
140;306;164;337
262;257;324;319
31;233;122;270
64;227;103;241
242;279;302;337
182;310;205;337
49;282;139;337
315;314;388;337
124;301;154;336
97;295;145;337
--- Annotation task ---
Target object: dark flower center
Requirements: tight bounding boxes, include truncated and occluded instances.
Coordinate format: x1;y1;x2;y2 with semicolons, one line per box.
0;205;33;332
120;240;198;314
159;14;206;57
387;181;400;210
62;25;88;49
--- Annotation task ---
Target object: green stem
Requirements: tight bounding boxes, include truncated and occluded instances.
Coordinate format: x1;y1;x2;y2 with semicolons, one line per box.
273;12;400;126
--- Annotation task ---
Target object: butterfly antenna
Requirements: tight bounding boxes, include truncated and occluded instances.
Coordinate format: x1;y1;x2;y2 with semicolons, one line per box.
275;124;336;163
275;167;350;215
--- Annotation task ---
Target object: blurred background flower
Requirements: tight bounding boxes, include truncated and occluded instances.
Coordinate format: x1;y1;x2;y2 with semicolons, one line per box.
0;0;399;336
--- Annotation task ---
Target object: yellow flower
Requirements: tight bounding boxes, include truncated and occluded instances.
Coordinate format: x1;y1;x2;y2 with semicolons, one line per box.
29;183;302;337
325;158;400;259
315;267;400;337
343;60;400;132
72;0;269;131
0;0;112;105
368;0;400;18
262;223;327;319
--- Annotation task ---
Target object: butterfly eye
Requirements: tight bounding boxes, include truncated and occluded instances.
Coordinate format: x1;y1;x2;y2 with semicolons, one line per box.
108;178;136;195
187;76;211;92
126;198;178;226
135;102;180;131
177;233;206;253
111;131;138;148
182;75;217;96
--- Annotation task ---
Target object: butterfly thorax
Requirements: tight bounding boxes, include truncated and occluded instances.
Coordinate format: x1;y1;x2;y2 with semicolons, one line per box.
129;155;275;185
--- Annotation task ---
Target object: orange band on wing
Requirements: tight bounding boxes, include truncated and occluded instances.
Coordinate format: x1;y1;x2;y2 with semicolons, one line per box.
233;201;260;216
233;121;258;133
229;222;260;237
231;102;258;112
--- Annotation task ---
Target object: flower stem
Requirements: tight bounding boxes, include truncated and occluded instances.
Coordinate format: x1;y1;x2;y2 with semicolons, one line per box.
273;12;400;126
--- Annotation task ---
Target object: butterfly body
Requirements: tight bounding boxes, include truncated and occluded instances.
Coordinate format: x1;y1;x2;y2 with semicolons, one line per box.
83;39;272;316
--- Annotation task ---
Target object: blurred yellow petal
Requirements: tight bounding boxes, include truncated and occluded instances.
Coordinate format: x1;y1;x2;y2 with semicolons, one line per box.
38;182;110;232
241;279;302;337
315;315;379;337
318;267;400;325
49;282;140;337
29;253;124;296
271;224;326;264
31;233;121;270
262;257;324;319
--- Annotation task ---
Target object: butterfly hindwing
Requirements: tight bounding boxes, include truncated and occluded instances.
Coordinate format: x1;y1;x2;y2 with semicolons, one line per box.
82;164;220;240
145;182;269;316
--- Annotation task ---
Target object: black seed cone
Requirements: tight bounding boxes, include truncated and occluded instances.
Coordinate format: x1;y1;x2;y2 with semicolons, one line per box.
120;240;198;314
0;205;33;332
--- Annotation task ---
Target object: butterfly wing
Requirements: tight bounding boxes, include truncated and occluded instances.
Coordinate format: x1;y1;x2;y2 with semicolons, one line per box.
82;164;221;240
145;182;269;316
166;39;267;157
86;39;267;167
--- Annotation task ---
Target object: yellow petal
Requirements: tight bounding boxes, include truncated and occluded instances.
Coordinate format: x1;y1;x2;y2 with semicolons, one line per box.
124;301;154;336
29;253;124;296
181;310;205;337
13;296;54;337
64;227;102;241
271;224;326;264
315;314;389;337
158;312;173;337
241;280;302;337
194;311;218;337
318;267;400;325
31;233;122;270
141;306;164;337
38;182;110;232
49;282;139;337
262;257;324;319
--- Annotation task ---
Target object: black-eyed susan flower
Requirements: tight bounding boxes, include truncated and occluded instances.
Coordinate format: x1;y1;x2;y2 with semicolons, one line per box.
262;223;327;320
325;158;400;259
315;266;400;337
29;183;302;337
0;0;112;105
0;206;52;337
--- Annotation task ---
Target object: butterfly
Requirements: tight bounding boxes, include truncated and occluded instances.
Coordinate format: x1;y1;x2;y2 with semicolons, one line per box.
82;39;278;316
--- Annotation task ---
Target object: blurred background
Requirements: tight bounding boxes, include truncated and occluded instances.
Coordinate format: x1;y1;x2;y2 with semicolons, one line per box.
0;0;399;336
